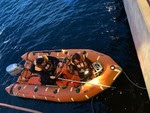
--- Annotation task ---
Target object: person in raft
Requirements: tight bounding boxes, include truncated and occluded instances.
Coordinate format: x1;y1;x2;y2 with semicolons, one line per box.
67;52;93;81
30;55;59;85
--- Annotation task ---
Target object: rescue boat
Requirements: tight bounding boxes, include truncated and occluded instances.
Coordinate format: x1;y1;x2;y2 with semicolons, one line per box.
5;49;122;102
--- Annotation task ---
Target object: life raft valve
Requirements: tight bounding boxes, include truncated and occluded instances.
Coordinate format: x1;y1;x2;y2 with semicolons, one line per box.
110;65;115;70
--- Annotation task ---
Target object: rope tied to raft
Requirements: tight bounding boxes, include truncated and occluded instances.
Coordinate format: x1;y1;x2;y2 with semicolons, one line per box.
123;71;146;90
58;77;116;89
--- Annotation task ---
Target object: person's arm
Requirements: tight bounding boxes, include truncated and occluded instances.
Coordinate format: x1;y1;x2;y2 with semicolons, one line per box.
29;64;36;73
48;56;59;64
50;75;56;79
85;57;92;66
48;56;60;69
66;64;75;74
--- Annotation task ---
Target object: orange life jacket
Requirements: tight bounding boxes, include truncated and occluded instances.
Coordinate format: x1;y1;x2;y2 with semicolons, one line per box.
55;62;81;87
69;54;90;73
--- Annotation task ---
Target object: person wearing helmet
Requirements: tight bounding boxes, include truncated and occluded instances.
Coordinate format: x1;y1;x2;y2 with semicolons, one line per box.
67;52;93;81
30;55;59;85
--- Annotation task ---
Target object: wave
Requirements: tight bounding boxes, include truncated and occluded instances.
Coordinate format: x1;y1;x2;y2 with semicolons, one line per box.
0;24;5;35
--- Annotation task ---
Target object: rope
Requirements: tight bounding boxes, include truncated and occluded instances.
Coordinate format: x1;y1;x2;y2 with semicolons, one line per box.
91;97;95;113
123;71;146;90
58;78;116;88
18;59;24;65
0;103;42;113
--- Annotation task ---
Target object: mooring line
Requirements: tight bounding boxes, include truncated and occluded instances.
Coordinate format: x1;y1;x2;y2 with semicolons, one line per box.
123;71;146;90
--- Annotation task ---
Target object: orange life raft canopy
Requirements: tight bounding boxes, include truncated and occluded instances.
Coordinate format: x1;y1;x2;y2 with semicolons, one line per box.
5;49;122;102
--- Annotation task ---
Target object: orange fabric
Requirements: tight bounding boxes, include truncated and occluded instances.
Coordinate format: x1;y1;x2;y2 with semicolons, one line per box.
21;69;32;79
17;69;32;84
16;76;27;84
27;76;41;85
56;65;81;87
56;80;68;86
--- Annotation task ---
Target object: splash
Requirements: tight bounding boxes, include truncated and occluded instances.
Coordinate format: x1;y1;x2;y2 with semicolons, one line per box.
3;39;11;44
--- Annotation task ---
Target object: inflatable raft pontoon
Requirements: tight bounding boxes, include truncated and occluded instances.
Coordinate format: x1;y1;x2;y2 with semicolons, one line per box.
5;49;122;102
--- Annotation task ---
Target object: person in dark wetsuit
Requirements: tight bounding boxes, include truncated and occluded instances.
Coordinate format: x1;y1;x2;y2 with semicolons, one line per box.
30;55;59;85
67;52;93;81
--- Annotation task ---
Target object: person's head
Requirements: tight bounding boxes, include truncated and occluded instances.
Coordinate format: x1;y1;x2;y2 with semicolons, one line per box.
72;53;81;64
34;56;47;66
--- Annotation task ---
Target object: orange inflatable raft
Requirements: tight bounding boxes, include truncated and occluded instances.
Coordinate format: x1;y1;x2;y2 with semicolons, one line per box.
5;49;122;102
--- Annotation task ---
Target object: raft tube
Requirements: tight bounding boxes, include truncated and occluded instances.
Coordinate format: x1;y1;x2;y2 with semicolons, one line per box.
5;49;122;102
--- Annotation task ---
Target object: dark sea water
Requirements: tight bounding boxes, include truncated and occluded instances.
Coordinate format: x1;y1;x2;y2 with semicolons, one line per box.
0;0;150;113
